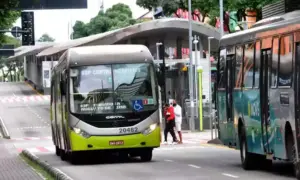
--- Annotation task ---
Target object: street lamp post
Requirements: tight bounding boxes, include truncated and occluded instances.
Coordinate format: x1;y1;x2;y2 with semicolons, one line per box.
188;0;195;131
208;36;214;140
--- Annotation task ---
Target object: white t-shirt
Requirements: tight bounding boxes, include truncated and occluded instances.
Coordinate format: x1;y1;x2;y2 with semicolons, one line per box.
174;104;182;123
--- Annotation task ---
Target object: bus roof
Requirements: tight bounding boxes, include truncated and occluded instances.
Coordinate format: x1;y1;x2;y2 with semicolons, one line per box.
220;10;300;47
67;44;154;67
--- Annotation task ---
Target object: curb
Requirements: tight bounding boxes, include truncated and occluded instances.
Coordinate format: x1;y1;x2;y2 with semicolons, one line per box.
22;150;73;180
0;116;10;139
207;138;223;145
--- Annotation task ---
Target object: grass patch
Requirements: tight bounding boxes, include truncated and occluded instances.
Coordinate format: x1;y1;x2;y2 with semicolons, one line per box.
19;153;55;180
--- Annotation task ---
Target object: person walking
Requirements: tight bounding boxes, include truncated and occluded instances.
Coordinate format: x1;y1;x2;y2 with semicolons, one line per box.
173;100;183;144
163;103;178;144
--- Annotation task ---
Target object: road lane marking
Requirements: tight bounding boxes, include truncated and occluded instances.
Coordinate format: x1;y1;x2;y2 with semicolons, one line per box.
188;164;201;169
164;159;173;162
222;173;239;178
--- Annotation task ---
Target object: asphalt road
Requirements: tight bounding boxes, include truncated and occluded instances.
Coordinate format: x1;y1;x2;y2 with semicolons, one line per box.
0;82;296;180
0;82;51;139
35;145;295;180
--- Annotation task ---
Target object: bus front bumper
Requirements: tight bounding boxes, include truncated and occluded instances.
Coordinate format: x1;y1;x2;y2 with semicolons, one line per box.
69;127;161;151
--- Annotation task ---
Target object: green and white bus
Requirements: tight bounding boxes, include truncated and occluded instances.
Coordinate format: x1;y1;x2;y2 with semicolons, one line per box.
217;11;300;179
50;45;161;164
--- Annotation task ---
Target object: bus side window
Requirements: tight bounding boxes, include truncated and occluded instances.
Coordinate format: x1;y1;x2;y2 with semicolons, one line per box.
278;35;293;87
218;48;226;89
243;43;254;88
51;80;54;103
235;45;243;88
271;37;279;87
254;41;261;88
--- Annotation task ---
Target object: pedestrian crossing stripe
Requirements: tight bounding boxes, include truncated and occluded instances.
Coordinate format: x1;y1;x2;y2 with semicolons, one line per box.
0;95;50;103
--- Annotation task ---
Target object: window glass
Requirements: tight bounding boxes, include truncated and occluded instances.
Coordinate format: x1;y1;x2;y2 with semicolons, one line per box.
235;46;243;88
254;41;261;88
271;37;279;87
243;43;254;88
218;48;226;89
278;35;293;87
69;63;157;114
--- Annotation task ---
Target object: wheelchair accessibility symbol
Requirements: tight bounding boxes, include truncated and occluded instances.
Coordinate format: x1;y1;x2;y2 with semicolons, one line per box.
132;100;144;111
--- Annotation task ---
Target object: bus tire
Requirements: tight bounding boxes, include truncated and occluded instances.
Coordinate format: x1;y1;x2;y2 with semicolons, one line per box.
55;146;60;156
140;149;152;162
286;131;300;179
60;149;68;161
239;126;255;170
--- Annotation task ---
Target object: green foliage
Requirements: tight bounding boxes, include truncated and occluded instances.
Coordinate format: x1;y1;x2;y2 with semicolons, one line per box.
4;35;21;47
0;0;20;45
136;0;280;25
72;3;138;39
38;33;55;42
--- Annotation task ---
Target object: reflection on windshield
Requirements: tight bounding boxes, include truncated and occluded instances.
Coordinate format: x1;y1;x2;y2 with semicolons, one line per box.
69;63;157;114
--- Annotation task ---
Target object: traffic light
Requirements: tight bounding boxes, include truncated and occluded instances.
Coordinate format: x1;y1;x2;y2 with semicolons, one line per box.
21;11;35;46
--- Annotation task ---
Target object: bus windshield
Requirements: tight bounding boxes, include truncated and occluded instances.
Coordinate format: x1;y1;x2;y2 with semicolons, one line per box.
69;63;158;114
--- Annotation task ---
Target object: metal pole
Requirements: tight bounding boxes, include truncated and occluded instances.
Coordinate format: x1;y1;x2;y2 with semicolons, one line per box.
219;0;224;37
193;35;199;114
188;0;195;131
208;37;213;140
198;68;203;131
161;45;167;104
0;29;29;33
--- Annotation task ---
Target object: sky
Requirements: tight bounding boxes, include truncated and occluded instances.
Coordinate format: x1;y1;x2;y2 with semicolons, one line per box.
11;0;148;43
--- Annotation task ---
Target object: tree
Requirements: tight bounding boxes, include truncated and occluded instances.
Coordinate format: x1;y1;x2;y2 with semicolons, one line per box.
0;0;20;45
0;0;21;82
4;35;21;47
136;0;279;32
72;3;139;39
38;33;55;42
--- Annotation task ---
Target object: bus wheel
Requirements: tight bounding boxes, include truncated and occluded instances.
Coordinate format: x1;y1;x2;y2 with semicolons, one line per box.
60;149;68;161
140;149;152;162
55;146;60;156
239;127;255;170
286;131;300;179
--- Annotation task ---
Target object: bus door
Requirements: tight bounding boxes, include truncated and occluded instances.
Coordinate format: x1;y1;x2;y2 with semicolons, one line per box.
226;54;236;145
260;49;272;154
294;42;300;157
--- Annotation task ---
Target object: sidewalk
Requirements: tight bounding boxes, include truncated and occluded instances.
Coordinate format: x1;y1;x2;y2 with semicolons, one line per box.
0;142;42;180
161;129;218;144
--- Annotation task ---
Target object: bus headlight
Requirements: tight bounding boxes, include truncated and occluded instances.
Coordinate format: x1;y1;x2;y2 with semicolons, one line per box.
71;127;90;138
142;123;157;135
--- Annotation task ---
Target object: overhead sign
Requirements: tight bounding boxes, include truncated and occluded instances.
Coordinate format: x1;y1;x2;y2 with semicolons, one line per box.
13;0;88;10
